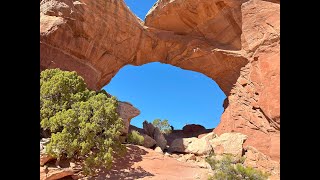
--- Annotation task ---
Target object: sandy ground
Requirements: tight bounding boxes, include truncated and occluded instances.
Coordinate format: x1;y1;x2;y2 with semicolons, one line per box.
41;144;210;180
86;145;209;180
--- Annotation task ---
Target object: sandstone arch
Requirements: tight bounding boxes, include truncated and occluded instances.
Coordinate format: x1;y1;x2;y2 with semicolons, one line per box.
40;0;279;162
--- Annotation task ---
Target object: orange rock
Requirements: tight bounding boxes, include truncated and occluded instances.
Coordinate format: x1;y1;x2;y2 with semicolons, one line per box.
40;0;279;163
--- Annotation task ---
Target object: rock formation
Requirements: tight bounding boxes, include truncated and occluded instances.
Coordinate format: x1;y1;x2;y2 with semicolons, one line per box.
169;137;212;155
209;133;247;157
117;101;140;135
40;0;280;163
182;124;206;135
142;134;157;148
40;167;75;180
143;121;167;150
244;146;280;179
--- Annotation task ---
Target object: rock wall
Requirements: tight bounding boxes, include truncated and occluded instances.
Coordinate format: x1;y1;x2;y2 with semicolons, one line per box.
40;0;279;162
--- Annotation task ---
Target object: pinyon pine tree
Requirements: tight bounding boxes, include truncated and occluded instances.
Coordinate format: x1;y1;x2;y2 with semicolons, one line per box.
40;68;125;174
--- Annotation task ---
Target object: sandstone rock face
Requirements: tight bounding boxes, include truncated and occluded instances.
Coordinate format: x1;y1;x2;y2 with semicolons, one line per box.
40;0;280;161
142;134;157;148
244;146;280;179
209;133;247;157
117;101;140;135
169;137;212;155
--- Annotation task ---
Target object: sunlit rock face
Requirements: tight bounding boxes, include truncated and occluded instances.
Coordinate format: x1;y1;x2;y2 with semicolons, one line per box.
40;0;279;163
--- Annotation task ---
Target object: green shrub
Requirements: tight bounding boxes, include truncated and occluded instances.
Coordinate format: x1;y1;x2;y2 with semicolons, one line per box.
127;130;144;145
40;68;125;175
152;119;172;134
235;164;269;180
206;154;269;180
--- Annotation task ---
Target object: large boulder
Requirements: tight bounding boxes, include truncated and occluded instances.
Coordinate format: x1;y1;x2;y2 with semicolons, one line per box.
117;102;140;135
169;137;212;155
142;134;157;148
143;121;167;151
209;133;247;157
153;127;167;151
143;121;156;137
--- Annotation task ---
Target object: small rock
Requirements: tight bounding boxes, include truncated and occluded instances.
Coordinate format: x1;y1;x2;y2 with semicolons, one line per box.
154;146;163;153
177;153;196;162
40;154;55;166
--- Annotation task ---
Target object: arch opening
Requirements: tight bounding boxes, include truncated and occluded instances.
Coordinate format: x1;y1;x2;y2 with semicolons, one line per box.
103;62;226;131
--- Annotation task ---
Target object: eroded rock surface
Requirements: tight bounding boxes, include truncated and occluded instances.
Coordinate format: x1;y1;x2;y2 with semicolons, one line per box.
117;101;140;135
169;137;212;155
40;0;280;161
209;132;247;157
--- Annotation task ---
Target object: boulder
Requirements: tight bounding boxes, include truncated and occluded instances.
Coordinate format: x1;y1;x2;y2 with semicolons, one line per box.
117;102;140;135
143;121;155;137
182;124;206;134
154;127;167;151
40;167;75;180
209;133;247;157
143;121;167;151
169;137;212;155
40;154;55;166
142;134;157;148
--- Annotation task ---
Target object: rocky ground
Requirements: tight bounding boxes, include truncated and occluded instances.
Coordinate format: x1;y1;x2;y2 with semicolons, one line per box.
40;123;279;180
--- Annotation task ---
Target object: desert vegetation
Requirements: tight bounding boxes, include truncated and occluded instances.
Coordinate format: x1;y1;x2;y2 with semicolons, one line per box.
127;130;144;145
152;119;173;134
206;154;269;180
40;69;125;174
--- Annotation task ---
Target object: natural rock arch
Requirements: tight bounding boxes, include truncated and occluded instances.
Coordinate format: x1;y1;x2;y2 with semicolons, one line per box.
40;0;279;162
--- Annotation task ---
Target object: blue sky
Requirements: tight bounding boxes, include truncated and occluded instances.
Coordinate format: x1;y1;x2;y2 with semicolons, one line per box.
103;1;226;129
124;0;157;20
